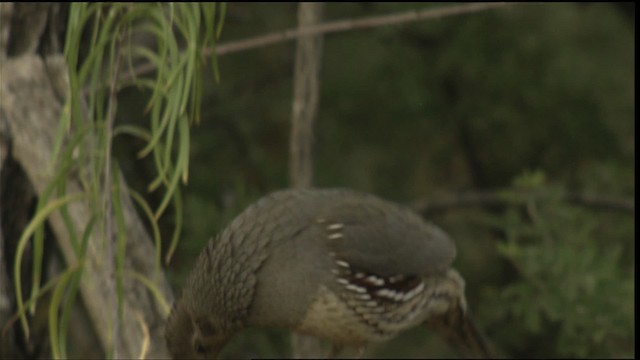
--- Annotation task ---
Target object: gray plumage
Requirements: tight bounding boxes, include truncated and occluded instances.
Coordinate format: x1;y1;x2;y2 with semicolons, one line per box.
165;188;490;359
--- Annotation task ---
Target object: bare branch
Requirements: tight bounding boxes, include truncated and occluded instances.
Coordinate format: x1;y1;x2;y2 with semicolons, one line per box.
289;2;327;356
563;193;634;214
217;2;514;56
412;190;634;216
121;2;518;83
289;2;323;190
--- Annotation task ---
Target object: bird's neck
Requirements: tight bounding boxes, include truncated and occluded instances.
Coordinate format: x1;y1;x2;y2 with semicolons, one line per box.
184;234;264;331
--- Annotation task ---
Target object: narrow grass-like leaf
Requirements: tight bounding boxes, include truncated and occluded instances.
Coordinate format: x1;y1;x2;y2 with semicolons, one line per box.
143;8;180;113
3;271;62;338
126;271;171;317
211;45;220;83
202;3;216;46
161;56;188;95
28;148;80;314
148;172;166;193
64;3;95;127
27;173;77;315
161;105;179;185
164;189;182;264
58;267;83;359
148;135;171;192
156;73;186;174
181;119;190;184
14;193;85;339
176;4;198;116
116;5;151;27
49;267;78;360
216;3;226;39
112;164;127;323
130;45;162;70
78;216;97;265
191;67;203;124
114;125;152;141
50;106;71;171
138;60;186;159
155;116;189;219
130;190;162;274
122;78;157;91
54;217;92;358
146;97;162;161
142;7;172;110
57;182;79;253
29;123;92;313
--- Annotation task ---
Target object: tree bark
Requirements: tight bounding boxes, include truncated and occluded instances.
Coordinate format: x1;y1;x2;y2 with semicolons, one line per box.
0;54;173;358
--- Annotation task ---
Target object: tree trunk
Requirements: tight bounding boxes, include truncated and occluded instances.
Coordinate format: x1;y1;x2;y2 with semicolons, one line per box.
0;4;173;358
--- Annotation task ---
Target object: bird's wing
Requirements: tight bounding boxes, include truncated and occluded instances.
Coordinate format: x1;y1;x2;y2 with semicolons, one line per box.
312;189;457;277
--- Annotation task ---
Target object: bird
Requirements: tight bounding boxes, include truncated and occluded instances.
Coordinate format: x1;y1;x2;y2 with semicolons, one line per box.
165;188;492;359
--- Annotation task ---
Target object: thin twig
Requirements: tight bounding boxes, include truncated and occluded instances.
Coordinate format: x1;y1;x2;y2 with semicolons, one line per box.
120;2;517;83
564;193;635;214
412;190;634;216
289;4;325;357
289;2;323;190
215;2;514;55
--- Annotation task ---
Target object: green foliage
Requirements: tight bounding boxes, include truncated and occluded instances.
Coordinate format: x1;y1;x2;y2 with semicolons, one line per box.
13;193;86;340
15;3;225;358
486;172;634;357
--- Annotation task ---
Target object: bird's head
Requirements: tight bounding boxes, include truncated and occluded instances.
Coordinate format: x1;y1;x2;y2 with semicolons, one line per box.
165;299;234;359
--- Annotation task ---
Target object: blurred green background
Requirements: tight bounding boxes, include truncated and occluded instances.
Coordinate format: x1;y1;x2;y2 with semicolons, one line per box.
115;3;634;358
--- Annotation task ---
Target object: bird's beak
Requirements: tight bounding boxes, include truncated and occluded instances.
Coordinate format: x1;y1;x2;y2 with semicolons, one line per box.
201;332;233;359
424;304;495;359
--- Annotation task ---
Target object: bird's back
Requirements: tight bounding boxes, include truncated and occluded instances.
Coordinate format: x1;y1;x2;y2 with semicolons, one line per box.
213;189;457;332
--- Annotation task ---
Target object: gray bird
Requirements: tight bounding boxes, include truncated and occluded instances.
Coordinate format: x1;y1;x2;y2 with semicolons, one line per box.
165;188;492;358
